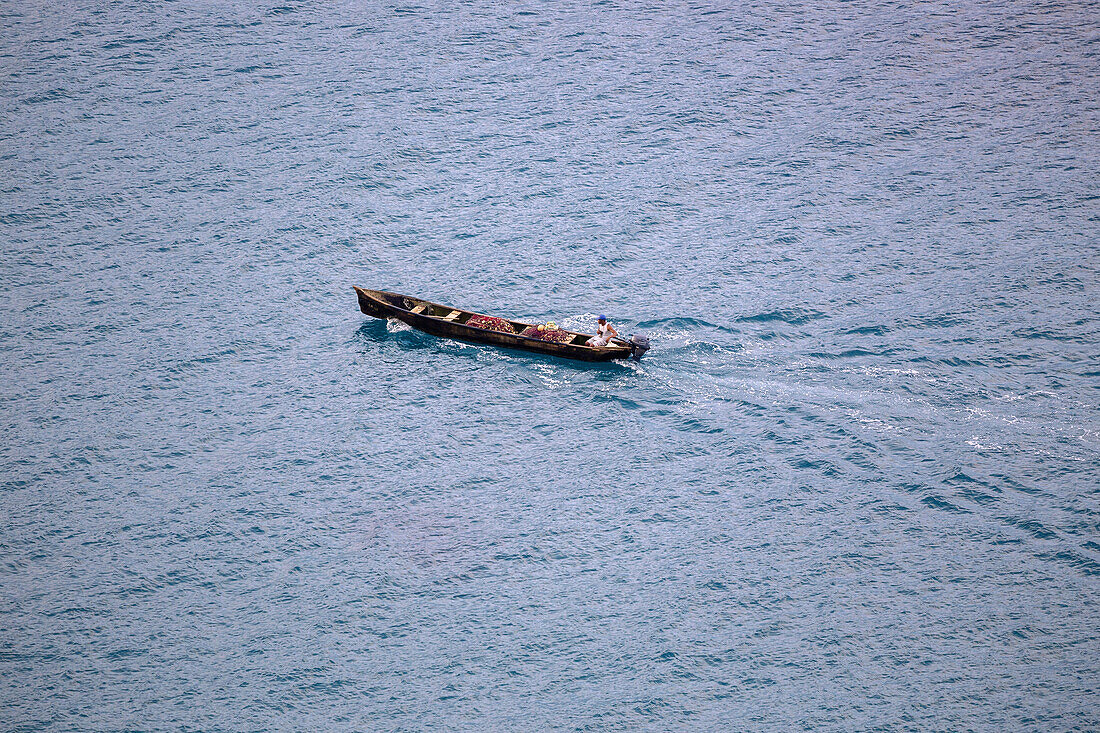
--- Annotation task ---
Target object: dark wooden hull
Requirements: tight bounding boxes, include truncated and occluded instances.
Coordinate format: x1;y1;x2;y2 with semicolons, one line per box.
354;287;632;362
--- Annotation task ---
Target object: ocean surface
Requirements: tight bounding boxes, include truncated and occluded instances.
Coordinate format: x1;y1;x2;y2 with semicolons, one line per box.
2;1;1098;729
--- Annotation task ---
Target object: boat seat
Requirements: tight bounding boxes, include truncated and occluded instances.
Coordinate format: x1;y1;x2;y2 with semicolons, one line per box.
443;310;462;321
410;304;428;314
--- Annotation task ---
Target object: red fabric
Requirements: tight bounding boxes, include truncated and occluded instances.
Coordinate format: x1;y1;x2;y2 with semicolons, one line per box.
466;314;516;334
520;325;572;343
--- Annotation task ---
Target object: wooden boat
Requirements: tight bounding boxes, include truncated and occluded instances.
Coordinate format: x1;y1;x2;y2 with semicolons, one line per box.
354;287;634;362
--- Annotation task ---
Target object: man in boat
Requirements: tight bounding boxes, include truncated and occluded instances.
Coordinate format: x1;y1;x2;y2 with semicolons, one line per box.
586;315;618;347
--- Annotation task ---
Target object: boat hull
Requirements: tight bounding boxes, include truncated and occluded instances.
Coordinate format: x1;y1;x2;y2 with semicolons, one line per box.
354;287;632;362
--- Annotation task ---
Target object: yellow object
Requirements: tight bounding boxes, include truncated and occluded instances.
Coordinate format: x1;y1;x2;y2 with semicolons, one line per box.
537;324;545;331
546;322;557;330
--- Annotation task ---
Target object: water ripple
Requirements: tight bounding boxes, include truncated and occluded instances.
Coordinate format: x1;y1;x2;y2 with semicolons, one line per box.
2;0;1099;730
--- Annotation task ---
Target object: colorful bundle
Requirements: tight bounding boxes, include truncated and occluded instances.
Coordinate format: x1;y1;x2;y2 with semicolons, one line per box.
542;329;572;343
520;324;572;343
465;314;516;334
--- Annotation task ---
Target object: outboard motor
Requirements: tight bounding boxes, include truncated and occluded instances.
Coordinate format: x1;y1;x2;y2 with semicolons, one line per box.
628;334;650;361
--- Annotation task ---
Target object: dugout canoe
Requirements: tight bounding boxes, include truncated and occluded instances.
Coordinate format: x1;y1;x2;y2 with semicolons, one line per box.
354;287;636;362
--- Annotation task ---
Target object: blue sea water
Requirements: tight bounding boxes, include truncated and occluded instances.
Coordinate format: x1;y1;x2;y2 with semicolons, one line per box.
2;0;1099;729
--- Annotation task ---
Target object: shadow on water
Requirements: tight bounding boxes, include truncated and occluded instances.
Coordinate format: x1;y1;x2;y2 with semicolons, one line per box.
351;318;636;373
